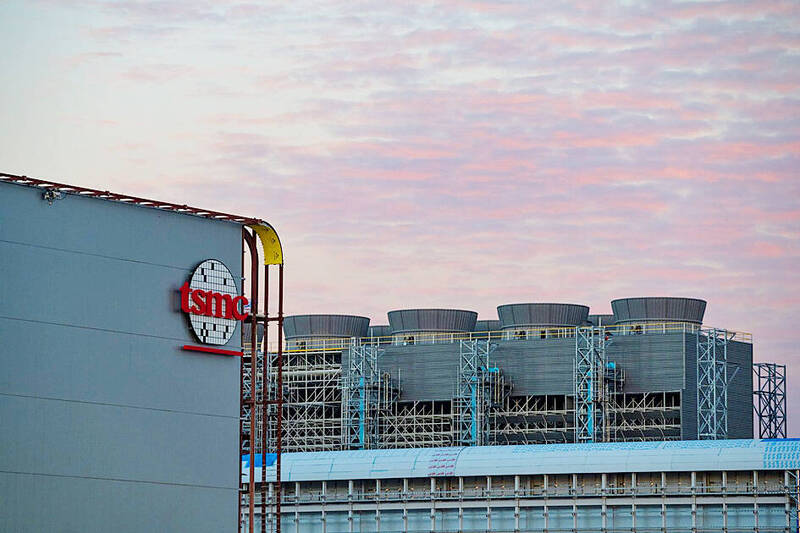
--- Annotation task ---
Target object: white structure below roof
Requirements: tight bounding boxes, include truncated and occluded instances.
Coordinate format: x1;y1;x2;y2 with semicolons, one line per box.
244;438;800;483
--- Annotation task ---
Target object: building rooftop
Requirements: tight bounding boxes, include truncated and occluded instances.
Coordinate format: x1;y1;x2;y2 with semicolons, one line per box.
1;171;264;225
243;439;800;482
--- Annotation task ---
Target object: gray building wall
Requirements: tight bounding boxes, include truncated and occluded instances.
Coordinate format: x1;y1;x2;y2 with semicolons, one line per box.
0;183;242;532
681;333;753;440
373;332;752;440
727;339;755;439
377;335;688;401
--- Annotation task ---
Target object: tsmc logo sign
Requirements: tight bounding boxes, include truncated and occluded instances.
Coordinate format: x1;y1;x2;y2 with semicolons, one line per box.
180;259;247;355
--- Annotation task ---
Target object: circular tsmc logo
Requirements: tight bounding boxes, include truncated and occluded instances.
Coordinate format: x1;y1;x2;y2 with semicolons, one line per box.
179;259;248;346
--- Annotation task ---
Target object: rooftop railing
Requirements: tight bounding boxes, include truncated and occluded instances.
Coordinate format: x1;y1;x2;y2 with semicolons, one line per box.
276;480;791;505
266;322;751;353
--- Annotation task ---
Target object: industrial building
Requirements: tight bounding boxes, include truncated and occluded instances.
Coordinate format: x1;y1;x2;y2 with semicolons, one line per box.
254;301;781;454
0;173;284;533
239;301;793;531
2;173;795;533
245;439;800;532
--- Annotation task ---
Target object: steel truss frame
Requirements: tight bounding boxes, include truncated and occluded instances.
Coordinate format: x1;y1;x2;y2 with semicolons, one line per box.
490;394;573;444
264;348;343;452
753;362;787;439
454;339;506;446
380;400;454;449
574;327;607;442
610;391;681;441
696;328;730;440
341;340;398;449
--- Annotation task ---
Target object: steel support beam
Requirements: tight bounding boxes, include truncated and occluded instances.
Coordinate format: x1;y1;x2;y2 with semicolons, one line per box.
754;362;787;439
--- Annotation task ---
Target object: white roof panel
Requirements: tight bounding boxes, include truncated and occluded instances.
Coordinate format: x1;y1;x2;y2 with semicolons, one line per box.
243;439;800;483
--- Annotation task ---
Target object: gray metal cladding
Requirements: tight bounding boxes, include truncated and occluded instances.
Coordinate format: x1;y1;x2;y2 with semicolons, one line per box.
379;344;461;400
368;325;392;338
376;333;694;400
679;334;753;440
387;309;478;333
242;322;265;345
587;314;616;327
283;314;370;339
611;297;706;324
606;333;686;393
491;339;577;395
726;340;754;439
474;319;501;332
497;303;589;328
0;182;240;532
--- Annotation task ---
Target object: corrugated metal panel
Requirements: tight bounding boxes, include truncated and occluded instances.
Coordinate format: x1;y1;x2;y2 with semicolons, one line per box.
368;325;391;338
379;344;460;400
497;303;589;328
728;340;754;438
587;314;615;326
379;333;691;399
606;333;685;393
680;334;754;440
283;314;369;339
249;439;800;482
387;309;477;334
474;319;501;332
611;297;706;324
241;322;264;345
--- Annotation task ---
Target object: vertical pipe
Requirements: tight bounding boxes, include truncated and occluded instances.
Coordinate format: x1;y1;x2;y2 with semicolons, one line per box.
403;478;409;533
514;475;520;533
601;473;608;533
239;228;246;533
543;474;549;532
348;480;354;533
661;472;667;533
321;481;327;533
631;472;637;533
754;470;760;533
430;477;436;532
722;470;728;533
691;471;697;533
276;263;285;533
261;265;269;533
248;230;259;533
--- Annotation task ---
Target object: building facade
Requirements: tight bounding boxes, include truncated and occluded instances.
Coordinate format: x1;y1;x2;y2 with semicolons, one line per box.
246;439;800;533
257;301;760;455
0;175;278;532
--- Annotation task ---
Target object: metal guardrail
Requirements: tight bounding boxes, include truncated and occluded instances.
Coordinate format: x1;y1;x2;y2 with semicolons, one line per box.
275;483;791;504
265;322;752;352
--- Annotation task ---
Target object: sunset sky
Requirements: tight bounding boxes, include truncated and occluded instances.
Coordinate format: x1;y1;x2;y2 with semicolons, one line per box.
1;1;798;431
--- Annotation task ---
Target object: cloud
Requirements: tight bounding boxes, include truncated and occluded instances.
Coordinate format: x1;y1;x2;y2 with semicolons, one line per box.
3;0;799;430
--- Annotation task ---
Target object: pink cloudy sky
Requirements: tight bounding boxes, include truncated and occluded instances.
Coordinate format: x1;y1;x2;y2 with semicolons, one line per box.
1;2;798;432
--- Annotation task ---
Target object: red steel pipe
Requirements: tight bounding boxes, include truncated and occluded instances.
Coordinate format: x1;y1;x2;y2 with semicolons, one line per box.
243;229;259;533
275;263;284;533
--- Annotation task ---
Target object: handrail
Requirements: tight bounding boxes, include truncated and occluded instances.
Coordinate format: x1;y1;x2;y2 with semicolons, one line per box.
275;482;791;504
263;322;752;352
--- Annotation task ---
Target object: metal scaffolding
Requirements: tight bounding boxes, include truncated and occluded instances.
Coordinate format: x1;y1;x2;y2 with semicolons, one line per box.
380;400;454;449
602;360;625;442
267;347;342;452
574;327;607;443
611;391;681;441
696;328;730;440
455;339;502;446
255;323;755;464
490;394;573;444
753;362;787;439
341;340;387;449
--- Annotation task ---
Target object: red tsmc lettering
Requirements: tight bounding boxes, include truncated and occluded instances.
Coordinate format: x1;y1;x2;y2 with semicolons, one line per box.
180;282;248;320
